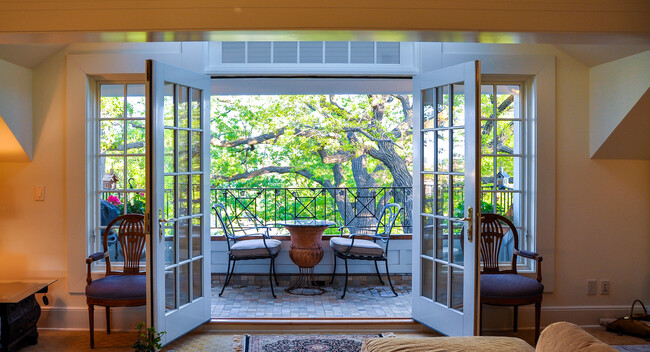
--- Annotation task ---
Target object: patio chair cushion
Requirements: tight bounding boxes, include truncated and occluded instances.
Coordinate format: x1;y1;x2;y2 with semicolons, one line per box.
230;239;281;258
86;275;146;300
330;237;384;257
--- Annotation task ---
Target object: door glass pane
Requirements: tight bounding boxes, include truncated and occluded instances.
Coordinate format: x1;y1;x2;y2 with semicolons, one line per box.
452;129;465;173
191;175;202;215
422;88;435;129
451;267;463;312
165;267;176;312
436;130;449;172
481;121;493;154
192;217;202;258
103;157;124;189
452;175;464;218
191;89;201;129
192;259;202;300
481;157;495;190
100;84;124;118
164;83;175;127
435;219;448;261
163;176;176;219
99;120;123;155
191;132;201;171
126;84;145;118
437;85;449;127
164;223;175;266
127;156;145;190
178;85;189;128
423;174;434;214
452;84;465;126
179;130;189;172
436;175;449;217
179;263;190;305
451;221;465;265
164;128;175;173
179;219;189;262
496;157;515;190
422;131;435;171
179;175;189;217
422;216;434;257
422;258;433;300
496;85;519;119
127;192;146;214
126;120;145;154
496;120;518;155
435;263;448;305
481;84;495;119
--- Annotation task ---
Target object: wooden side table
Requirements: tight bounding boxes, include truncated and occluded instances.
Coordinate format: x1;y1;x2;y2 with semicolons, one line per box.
0;280;56;352
279;220;335;295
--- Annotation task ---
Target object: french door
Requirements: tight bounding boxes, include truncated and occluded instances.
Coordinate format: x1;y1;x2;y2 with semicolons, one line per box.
412;61;481;336
146;60;211;344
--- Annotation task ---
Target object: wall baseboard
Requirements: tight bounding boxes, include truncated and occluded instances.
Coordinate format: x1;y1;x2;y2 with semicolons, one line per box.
38;304;629;330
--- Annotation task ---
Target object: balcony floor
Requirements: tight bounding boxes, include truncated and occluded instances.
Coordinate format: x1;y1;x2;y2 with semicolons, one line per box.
211;274;412;319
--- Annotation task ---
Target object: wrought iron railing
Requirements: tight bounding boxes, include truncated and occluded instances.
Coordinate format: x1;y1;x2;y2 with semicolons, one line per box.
210;187;412;235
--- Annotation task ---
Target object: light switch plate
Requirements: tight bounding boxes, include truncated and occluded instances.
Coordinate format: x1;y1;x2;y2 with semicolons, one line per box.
34;185;45;201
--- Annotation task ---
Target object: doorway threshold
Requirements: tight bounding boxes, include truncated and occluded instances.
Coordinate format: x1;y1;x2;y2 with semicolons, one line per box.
205;317;425;333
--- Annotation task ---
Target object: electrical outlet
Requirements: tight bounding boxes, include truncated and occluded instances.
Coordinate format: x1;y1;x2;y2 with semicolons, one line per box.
587;279;597;295
601;280;610;295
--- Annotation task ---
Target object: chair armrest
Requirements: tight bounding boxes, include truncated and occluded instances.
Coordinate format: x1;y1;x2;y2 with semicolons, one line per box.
514;249;543;282
86;251;108;285
232;232;268;240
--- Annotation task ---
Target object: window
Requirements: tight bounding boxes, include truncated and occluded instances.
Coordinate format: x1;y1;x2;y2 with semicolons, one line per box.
480;82;530;264
91;82;147;259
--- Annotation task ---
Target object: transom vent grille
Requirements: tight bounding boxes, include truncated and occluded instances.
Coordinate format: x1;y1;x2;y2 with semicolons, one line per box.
222;41;400;64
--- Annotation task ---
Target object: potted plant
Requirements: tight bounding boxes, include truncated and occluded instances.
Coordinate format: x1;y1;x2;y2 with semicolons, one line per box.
132;322;166;352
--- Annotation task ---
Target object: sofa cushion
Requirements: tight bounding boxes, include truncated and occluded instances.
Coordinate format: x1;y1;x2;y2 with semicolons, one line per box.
481;273;544;299
361;336;534;352
330;237;384;257
536;322;617;352
86;275;146;300
230;239;281;258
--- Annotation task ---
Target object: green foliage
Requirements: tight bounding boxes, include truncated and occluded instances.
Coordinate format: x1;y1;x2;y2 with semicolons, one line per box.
132;322;165;352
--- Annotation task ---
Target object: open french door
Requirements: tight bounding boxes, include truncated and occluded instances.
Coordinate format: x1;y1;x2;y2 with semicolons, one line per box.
145;60;211;345
412;61;481;336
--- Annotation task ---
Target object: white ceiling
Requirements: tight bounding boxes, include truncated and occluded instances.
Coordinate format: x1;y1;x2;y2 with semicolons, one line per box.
0;43;647;70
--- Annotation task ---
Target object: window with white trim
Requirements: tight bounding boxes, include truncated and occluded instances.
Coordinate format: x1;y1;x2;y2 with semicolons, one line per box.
479;81;531;264
91;81;147;259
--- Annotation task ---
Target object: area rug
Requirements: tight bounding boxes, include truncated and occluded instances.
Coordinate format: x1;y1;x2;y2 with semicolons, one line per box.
232;333;394;352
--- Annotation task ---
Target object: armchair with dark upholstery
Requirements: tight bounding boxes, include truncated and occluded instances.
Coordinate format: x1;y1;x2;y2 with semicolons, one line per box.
329;203;402;299
479;213;544;343
213;203;281;298
85;214;146;349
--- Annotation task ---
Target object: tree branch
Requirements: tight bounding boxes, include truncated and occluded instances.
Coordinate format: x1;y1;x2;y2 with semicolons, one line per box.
211;127;287;148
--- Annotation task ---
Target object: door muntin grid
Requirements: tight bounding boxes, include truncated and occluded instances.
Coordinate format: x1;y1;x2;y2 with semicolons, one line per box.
163;83;205;313
420;83;466;312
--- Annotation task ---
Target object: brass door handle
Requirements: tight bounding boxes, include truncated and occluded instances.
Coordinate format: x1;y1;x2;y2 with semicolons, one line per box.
158;209;171;241
454;206;473;243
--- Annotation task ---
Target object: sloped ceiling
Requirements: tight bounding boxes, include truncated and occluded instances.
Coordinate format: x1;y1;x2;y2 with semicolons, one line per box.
592;88;650;160
556;44;650;67
0;44;65;69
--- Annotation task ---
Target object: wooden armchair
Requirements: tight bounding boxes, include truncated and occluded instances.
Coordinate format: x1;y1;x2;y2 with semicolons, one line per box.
85;214;146;348
479;213;544;342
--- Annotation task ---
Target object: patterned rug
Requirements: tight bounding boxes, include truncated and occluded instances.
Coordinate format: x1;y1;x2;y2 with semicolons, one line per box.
232;333;393;352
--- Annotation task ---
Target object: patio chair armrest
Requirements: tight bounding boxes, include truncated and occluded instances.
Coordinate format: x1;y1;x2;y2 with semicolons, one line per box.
349;234;383;240
514;249;543;282
86;251;108;285
232;233;268;240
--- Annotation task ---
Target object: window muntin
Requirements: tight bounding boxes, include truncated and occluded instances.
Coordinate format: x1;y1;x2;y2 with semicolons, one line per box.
480;83;529;264
94;82;147;260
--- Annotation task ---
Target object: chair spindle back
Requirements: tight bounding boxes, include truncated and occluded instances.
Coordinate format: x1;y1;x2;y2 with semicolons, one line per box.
102;214;146;275
480;213;519;274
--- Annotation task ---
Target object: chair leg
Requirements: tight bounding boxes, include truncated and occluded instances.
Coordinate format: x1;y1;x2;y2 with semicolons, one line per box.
105;306;111;334
272;257;279;286
479;303;483;336
219;258;234;297
534;302;541;344
374;260;385;285
269;258;277;299
88;304;95;348
384;260;397;296
341;258;349;299
513;306;518;332
330;255;337;284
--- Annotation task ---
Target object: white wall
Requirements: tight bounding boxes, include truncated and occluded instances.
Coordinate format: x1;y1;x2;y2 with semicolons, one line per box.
0;42;648;331
0;58;32;160
589;50;650;157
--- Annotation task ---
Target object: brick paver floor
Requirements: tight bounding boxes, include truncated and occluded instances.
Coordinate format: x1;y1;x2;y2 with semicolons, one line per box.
211;274;412;318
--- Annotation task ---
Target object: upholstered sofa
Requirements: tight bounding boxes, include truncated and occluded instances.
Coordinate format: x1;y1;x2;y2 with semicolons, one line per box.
361;322;618;352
